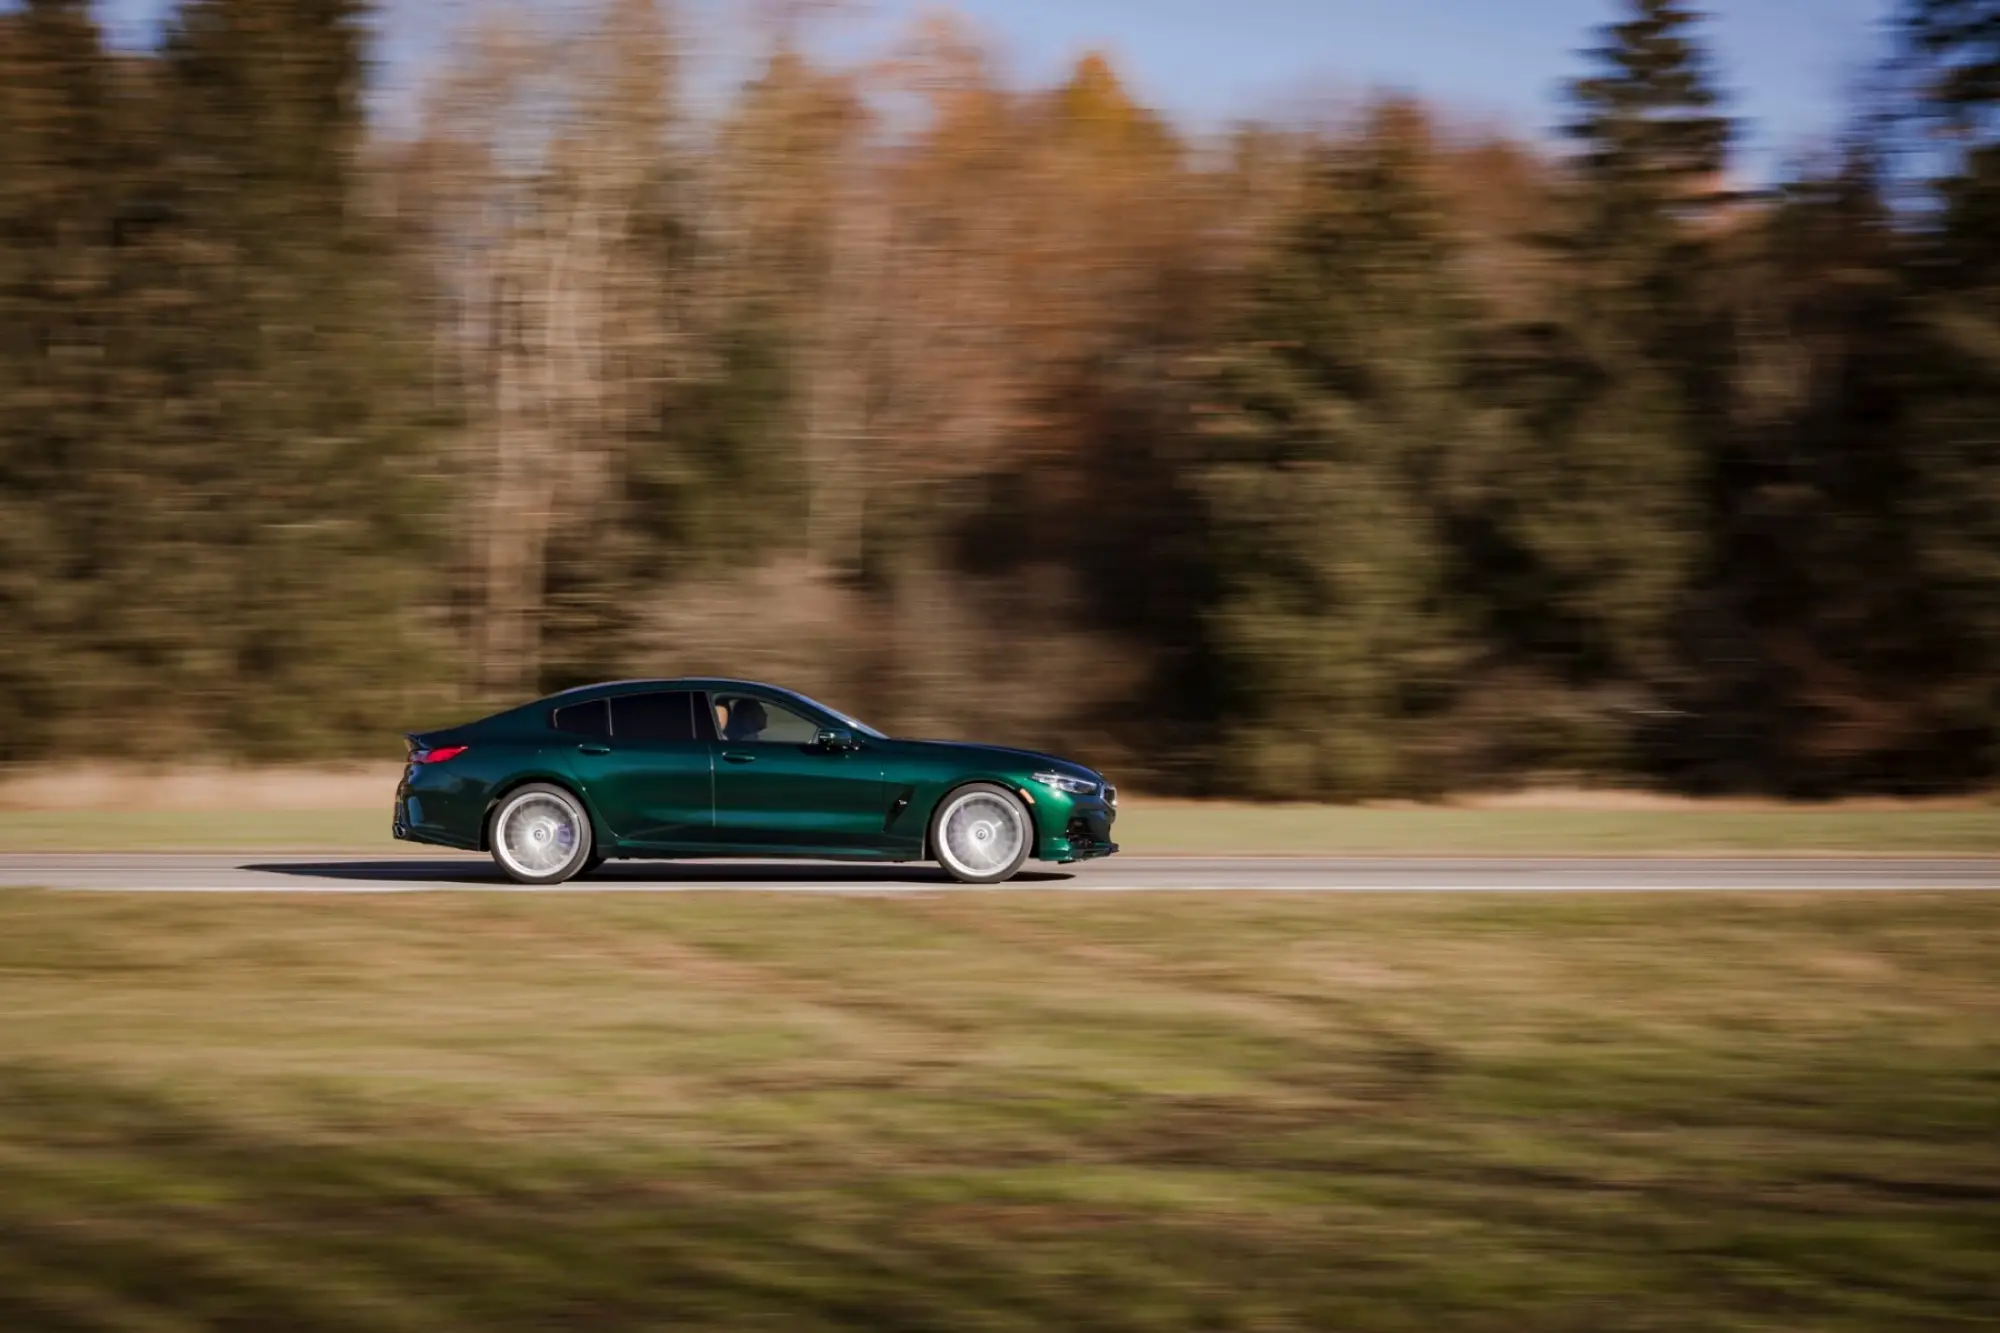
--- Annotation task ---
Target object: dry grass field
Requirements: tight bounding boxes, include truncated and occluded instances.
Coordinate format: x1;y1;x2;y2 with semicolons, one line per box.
1;890;1995;1331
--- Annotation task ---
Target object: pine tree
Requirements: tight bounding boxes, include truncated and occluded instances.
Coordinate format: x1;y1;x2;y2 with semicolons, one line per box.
1905;0;2000;131
1664;0;2000;792
1196;104;1471;798
1462;0;1733;773
0;0;130;756
94;0;445;753
1564;0;1731;242
1898;0;2000;782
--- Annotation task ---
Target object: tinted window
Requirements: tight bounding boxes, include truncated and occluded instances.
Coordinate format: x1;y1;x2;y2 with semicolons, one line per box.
612;691;698;743
711;692;822;745
550;698;610;738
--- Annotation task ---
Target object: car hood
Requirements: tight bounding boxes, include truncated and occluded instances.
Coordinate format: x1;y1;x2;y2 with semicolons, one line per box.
884;738;1102;783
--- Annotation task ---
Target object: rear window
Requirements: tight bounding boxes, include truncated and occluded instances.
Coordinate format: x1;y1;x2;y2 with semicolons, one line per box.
550;698;610;738
611;691;699;743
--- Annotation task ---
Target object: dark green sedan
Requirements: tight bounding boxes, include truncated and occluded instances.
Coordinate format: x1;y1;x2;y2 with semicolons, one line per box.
394;678;1119;885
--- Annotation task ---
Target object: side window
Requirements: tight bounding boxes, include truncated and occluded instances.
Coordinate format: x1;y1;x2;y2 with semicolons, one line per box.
550;698;610;738
711;692;821;745
611;691;698;743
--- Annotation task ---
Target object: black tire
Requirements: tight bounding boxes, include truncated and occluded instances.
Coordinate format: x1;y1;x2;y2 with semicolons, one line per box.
488;783;595;886
577;853;608;878
929;782;1033;885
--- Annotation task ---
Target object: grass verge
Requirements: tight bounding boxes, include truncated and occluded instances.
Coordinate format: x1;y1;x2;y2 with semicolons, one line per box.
1;890;1995;1331
1113;802;2000;856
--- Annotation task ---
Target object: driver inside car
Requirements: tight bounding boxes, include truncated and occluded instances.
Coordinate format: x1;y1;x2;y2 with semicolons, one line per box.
719;697;768;742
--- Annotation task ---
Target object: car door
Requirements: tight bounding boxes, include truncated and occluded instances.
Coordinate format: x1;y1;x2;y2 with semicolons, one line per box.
563;692;713;847
706;690;888;853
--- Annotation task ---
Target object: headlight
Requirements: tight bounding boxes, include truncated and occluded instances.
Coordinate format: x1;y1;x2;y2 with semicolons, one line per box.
1032;771;1100;796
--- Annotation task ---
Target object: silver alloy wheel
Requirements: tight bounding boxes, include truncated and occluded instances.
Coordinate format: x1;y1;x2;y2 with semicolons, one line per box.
493;789;586;881
936;789;1027;882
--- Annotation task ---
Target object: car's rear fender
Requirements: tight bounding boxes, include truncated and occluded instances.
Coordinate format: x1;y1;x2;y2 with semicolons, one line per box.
478;771;607;853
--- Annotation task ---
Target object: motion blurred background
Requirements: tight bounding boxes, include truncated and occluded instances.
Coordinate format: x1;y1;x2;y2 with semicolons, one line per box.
3;0;1996;801
5;7;2000;1332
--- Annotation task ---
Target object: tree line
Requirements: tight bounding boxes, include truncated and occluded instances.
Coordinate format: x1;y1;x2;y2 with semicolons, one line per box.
2;0;1996;797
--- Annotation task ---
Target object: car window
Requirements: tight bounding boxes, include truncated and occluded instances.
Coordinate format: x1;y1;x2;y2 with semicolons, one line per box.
550;698;610;738
711;693;821;745
611;691;699;743
780;690;887;739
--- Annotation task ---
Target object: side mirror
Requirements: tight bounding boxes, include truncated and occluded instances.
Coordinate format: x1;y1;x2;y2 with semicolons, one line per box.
815;727;858;753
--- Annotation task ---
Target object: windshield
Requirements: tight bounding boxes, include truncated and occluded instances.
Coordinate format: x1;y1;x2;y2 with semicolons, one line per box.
780;688;888;740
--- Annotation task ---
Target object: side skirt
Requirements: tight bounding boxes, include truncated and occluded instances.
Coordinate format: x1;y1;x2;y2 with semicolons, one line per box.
606;842;920;863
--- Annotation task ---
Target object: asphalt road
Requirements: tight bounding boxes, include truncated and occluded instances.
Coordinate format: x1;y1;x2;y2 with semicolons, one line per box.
1;854;1997;892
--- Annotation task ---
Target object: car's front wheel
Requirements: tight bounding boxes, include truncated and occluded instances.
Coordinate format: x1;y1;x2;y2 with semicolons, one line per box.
489;783;594;886
930;783;1032;885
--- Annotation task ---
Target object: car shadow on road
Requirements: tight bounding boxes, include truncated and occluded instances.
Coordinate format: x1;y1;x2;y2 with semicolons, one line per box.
238;860;1076;886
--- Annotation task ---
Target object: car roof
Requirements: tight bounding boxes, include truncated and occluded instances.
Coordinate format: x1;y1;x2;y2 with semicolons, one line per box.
536;678;801;705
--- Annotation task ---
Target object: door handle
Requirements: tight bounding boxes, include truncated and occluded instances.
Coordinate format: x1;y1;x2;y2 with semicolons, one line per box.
577;744;612;756
721;751;756;764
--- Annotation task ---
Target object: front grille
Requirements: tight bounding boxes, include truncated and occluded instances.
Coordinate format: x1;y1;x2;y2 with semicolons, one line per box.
1102;784;1117;808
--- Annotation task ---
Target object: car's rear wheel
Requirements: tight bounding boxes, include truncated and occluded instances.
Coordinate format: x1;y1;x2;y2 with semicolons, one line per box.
489;784;594;886
931;783;1032;885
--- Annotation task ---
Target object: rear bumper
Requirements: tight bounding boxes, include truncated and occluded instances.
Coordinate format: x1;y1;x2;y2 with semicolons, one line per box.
393;784;479;851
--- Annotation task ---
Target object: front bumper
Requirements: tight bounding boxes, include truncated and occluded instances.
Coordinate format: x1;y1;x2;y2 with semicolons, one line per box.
1063;828;1120;860
1034;789;1118;863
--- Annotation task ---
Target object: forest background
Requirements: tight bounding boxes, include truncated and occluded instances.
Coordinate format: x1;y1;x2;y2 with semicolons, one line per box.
4;0;1998;802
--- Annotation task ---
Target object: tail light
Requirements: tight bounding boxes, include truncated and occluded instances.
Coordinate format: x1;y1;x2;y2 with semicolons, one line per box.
411;745;469;765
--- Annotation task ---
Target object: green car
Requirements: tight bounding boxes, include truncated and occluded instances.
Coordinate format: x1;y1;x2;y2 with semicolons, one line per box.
394;678;1119;885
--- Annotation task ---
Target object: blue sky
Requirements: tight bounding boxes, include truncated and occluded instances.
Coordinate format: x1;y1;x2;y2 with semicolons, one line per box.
98;0;1896;177
887;0;1895;175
